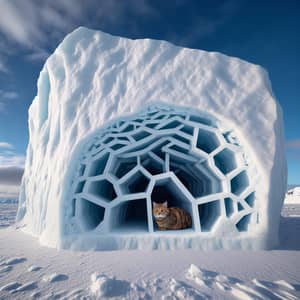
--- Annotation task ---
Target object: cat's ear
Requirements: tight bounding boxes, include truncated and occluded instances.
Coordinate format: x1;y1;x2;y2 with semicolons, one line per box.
162;201;168;207
153;202;157;207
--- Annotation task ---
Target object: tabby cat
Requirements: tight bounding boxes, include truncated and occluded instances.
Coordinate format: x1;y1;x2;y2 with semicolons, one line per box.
152;201;192;230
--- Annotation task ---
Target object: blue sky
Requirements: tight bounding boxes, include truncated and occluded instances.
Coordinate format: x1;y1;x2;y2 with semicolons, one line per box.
0;0;299;197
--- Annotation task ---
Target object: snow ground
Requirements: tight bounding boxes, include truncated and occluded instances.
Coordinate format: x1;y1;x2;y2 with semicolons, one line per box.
0;203;299;299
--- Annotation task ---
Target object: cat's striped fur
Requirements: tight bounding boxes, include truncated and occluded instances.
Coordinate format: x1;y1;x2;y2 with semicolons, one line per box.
153;201;192;230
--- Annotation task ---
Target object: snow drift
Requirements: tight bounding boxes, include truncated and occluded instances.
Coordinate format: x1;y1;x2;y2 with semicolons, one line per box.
285;187;300;204
17;27;286;250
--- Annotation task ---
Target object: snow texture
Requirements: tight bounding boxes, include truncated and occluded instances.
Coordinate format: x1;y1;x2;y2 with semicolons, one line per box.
17;27;286;250
1;202;300;299
285;187;300;204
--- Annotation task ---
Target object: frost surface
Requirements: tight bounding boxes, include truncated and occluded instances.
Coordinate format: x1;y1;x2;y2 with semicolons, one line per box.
17;27;286;250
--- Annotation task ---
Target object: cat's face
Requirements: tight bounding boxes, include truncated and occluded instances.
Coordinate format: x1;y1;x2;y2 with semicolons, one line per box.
153;202;169;220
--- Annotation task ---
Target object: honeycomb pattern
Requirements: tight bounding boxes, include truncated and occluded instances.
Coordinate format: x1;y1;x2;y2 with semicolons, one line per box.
67;104;258;235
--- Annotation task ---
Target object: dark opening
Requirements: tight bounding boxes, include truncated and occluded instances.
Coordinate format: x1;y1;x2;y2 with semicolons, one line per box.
112;199;148;231
174;169;204;197
151;184;177;206
103;136;114;144
71;198;76;217
169;144;189;155
171;133;191;144
154;114;166;120
141;156;163;175
214;149;236;174
238;203;244;211
121;124;134;133
145;122;158;129
236;214;251;232
152;143;168;160
111;143;126;150
75;181;85;193
224;198;234;217
78;164;86;176
114;157;137;178
80;198;105;230
245;193;255;207
170;161;217;198
160;120;182;130
196;129;219;153
180;124;194;135
88;179;117;202
132;130;151;141
198;200;221;232
231;171;249;195
121;171;150;194
190;114;213;126
89;153;109;176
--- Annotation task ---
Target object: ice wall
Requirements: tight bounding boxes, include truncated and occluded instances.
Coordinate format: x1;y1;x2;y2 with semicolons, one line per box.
17;27;286;250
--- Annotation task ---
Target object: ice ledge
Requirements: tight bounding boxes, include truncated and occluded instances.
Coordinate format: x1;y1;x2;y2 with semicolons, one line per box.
62;233;270;251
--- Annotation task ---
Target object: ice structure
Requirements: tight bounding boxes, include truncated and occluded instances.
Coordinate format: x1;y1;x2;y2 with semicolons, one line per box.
17;27;287;250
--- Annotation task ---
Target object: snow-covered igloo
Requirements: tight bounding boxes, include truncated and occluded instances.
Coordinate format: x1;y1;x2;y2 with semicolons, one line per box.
17;27;287;251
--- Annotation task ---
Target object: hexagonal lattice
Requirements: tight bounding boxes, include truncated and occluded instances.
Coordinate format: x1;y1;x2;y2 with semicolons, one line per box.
67;104;257;236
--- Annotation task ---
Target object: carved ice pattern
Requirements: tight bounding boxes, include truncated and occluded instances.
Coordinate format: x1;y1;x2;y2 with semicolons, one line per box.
67;104;258;235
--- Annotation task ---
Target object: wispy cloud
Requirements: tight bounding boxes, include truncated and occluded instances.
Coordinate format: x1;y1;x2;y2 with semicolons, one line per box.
0;59;8;73
0;0;241;66
0;0;157;62
0;89;18;112
0;142;14;150
0;142;25;169
0;154;25;168
0;166;23;185
0;140;24;199
0;90;18;100
0;184;20;199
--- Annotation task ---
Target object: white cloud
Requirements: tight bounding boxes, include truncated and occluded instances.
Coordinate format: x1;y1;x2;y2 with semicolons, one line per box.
0;166;23;184
0;184;20;199
0;89;18;112
0;160;23;199
0;142;14;150
0;59;8;73
0;90;18;99
0;154;25;168
0;0;46;48
0;0;157;61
